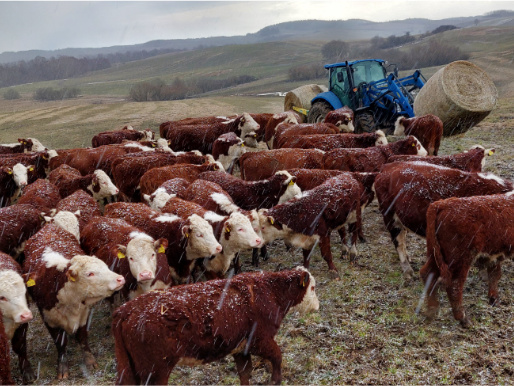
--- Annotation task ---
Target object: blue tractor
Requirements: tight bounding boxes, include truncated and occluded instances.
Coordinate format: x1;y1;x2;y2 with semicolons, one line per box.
305;59;426;133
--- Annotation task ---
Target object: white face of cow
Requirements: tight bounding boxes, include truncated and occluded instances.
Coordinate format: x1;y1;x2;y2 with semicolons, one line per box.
275;170;302;204
0;270;33;329
239;112;260;140
28;137;47;152
140;130;154;141
375;130;388;146
122;232;159;283
336;114;355;133
257;209;287;244
90;170;119;200
290;267;320;315
44;211;80;242
222;212;262;251
67;255;126;298
393;117;406;136
145;189;175;211
12;163;29;188
185;214;223;259
413;137;428;156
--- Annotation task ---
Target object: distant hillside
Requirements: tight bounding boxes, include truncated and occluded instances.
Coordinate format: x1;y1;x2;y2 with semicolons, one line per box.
1;10;513;64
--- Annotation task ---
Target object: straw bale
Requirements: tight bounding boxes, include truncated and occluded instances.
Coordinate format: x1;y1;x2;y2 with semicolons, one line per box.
414;61;498;136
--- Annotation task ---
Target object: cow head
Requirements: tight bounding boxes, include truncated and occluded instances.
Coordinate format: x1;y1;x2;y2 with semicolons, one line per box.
402;136;427;156
12;163;34;188
275;170;302;204
256;208;286;244
222;212;262;249
27;137;47;152
88;170;119;201
393;116;408;136
184;214;222;260
17;138;34;153
290;267;320;315
238;112;261;140
0;269;33;334
144;189;176;211
140;129;155;141
375;130;388;146
469;145;495;169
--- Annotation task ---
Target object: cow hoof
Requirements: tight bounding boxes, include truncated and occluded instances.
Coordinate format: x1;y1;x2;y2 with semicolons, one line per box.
328;270;340;280
261;252;270;261
402;268;414;282
57;364;69;380
349;252;358;263
489;296;499;306
460;317;472;329
22;368;36;384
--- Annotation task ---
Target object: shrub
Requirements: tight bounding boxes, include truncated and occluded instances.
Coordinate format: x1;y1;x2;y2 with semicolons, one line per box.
33;87;80;101
3;88;21;100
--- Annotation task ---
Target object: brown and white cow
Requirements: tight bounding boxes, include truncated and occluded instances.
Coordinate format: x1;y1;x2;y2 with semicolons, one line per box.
55;189;102;232
104;203;221;283
0;310;14;385
81;216;171;298
143;178;191;211
0;204;44;259
0;251;34;383
270;122;341;149
16;179;61;215
48;164;119;201
0;138;33;154
0;150;52;180
374;161;514;280
386;145;495;172
322;135;427;172
91;126;154;147
323;106;355;132
112;267;319;385
23;224;125;379
420;192;514;327
394;114;443;156
159;115;232;139
0;164;38;207
256;111;300;145
212;132;247;173
263;174;363;277
276;130;387;151
239;149;325;181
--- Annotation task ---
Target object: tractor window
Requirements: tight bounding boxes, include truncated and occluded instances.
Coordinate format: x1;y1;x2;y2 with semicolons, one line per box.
330;68;352;108
352;61;387;85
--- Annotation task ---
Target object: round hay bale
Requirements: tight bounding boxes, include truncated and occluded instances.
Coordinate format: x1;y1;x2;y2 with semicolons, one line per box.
284;84;328;122
413;60;498;136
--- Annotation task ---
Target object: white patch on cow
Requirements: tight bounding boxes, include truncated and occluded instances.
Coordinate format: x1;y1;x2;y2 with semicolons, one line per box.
203;211;226;223
126;125;135;130
90;170;119;201
186;214;222;259
125;237;158;284
506;191;514;197
46;211;80;241
284;227;320;250
129;231;154;242
12;163;28;187
27;138;47;151
156;138;171;150
42;255;124;334
147;190;176;211
154;213;180;223
375;130;388;145
276;171;302;204
123;142;155;152
42;247;70;271
217;141;247;170
478;173;506;186
140;130;154;141
0;269;33;338
393;117;406;136
239;112;260;140
0;143;18;148
47;149;58;159
211;193;239;214
290;267;320;315
412;137;428;156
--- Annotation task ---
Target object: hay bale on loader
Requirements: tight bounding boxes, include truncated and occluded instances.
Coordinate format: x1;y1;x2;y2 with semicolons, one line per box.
414;60;498;136
284;84;327;122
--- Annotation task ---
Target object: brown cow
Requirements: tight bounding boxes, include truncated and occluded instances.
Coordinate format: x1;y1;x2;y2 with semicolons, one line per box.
0;150;52;180
16;179;61;215
112;267;319;385
0;251;34;383
212;132;247;173
323;106;355;132
255;111;300;144
139;162;224;197
239;149;325;181
394;114;443;155
386;145;495;172
143;178;191;211
322;135;427;172
91;126;154;147
374;161;514;280
276;130;387;151
159;115;231;139
23;224;125;379
263;174;363;277
271;122;341;149
55;190;102;232
0;310;14;385
420;193;514;327
0;138;33;154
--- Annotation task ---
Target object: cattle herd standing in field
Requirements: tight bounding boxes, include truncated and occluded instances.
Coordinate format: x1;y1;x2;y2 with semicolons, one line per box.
0;108;512;384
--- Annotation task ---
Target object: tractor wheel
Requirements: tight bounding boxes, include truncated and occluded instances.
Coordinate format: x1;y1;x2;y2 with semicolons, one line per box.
307;101;333;123
355;112;375;133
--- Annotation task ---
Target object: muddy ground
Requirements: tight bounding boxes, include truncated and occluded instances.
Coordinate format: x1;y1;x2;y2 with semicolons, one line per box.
6;105;514;385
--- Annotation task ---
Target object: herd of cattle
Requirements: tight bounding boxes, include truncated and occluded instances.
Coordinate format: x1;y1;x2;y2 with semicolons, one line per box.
0;107;513;384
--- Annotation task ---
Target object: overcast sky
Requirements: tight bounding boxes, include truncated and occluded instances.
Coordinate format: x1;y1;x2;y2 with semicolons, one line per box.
1;1;513;54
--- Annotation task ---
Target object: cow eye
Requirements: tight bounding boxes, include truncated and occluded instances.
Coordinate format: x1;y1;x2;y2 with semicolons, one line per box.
87;272;95;277
238;228;244;232
0;296;6;301
129;257;134;262
196;233;203;238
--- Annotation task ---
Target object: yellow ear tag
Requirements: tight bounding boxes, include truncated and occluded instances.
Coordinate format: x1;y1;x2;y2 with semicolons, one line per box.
241;143;245;147
69;276;76;282
117;251;125;259
225;227;231;233
26;279;36;287
488;150;494;156
185;233;189;238
288;180;295;186
412;143;416;147
158;245;166;253
29;167;34;171
270;218;274;225
7;170;12;175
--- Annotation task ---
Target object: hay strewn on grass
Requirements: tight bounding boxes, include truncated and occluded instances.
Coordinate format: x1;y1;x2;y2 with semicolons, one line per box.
414;60;498;136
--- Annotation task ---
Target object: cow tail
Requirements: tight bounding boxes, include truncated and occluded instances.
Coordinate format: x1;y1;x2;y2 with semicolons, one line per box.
425;202;450;286
112;312;137;385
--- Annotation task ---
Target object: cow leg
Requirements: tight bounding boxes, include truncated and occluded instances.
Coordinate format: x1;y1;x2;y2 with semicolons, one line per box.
487;261;502;306
11;324;35;384
347;222;359;263
393;226;414;280
446;273;471;328
260;244;269;260
419;259;441;321
319;235;339;279
46;325;70;379
251;339;282;385
75;324;98;371
337;228;350;258
251;248;260;267
233;253;242;274
233;353;253;385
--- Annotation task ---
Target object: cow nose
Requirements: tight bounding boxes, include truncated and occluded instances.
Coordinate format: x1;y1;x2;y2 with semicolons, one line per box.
117;276;126;285
215;245;223;253
19;181;27;187
138;271;154;282
19;311;33;323
255;238;262;246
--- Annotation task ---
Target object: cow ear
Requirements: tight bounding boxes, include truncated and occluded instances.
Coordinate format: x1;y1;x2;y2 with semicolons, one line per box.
6;167;13;175
155;238;168;253
225;224;231;233
486;148;495;156
300;271;309;288
66;269;78;282
267;216;275;225
182;225;190;238
74;210;81;217
116;245;127;259
43;215;53;223
22;272;38;288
